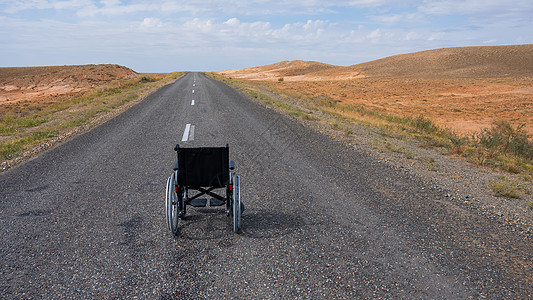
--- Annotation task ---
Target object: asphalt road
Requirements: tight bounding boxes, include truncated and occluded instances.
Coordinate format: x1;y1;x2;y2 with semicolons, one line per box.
1;72;531;298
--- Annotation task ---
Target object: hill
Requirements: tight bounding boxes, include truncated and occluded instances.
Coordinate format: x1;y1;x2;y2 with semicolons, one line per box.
0;64;138;105
216;45;533;138
220;44;533;80
233;60;336;76
354;44;533;78
219;60;363;81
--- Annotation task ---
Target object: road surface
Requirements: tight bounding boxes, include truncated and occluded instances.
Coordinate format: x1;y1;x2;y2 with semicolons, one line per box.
1;72;531;298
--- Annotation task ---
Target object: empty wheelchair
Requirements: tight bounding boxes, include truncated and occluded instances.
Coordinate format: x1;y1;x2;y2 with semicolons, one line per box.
165;144;242;235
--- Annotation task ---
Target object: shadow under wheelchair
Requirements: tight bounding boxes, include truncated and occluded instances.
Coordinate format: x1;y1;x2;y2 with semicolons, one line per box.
177;206;304;241
176;208;237;241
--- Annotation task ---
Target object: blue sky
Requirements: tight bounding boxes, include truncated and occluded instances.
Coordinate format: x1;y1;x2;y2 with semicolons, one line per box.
1;0;532;72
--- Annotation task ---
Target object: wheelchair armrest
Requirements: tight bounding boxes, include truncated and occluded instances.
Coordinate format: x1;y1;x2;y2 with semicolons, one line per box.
229;160;235;170
173;161;179;171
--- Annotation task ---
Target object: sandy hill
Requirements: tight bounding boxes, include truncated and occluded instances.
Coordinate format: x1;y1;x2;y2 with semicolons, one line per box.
255;60;337;76
0;64;138;105
220;60;363;81
354;44;533;78
0;64;137;86
220;44;533;80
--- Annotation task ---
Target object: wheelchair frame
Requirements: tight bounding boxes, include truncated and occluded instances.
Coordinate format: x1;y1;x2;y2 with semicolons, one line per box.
165;144;242;235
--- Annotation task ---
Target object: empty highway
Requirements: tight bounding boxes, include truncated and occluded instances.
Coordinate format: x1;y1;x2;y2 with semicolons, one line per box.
1;72;531;298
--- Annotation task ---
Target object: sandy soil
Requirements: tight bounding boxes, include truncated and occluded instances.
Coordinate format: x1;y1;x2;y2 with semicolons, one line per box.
272;77;533;137
221;60;364;81
0;64;138;109
219;45;533;137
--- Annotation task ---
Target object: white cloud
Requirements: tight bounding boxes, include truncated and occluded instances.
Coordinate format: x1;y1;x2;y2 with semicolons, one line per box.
372;12;423;24
1;0;532;71
346;0;390;7
167;17;328;47
100;0;121;6
375;14;403;23
419;0;533;18
0;0;413;18
86;1;160;16
140;17;162;29
367;29;382;40
405;31;418;40
303;19;326;31
2;0;93;13
366;28;386;44
182;18;214;33
224;18;240;26
428;32;445;41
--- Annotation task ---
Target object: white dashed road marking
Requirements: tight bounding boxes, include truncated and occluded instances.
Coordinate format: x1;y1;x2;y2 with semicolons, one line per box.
181;124;191;142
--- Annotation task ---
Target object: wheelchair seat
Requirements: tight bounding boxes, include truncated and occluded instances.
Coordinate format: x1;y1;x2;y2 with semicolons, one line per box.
176;146;229;188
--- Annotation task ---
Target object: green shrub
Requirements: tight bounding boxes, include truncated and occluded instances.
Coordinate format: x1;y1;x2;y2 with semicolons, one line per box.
410;115;439;134
475;121;533;161
140;76;157;83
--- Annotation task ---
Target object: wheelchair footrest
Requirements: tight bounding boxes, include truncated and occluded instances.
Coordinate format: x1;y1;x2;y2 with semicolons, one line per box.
189;198;207;207
210;198;225;206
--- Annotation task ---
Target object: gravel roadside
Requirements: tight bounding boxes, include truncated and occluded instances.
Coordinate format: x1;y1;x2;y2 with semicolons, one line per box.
238;81;533;237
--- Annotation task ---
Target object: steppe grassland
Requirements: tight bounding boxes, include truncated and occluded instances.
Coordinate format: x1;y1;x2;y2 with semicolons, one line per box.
1;67;182;162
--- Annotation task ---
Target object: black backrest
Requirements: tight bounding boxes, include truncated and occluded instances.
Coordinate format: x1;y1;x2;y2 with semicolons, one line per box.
177;146;229;187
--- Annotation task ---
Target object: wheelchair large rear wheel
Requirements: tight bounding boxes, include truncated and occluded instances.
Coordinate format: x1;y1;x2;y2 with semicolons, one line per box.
165;173;179;235
232;174;241;233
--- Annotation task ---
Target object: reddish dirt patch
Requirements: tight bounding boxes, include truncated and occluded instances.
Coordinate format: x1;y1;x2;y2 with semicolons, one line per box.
273;77;533;137
0;64;138;109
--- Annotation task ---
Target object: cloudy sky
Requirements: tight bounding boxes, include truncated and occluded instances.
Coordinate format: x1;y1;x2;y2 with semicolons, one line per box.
1;0;532;72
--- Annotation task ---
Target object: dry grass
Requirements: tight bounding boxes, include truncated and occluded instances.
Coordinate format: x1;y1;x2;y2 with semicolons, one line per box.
220;45;533;138
211;72;532;179
214;45;533;179
256;77;533;138
488;177;520;198
0;67;182;163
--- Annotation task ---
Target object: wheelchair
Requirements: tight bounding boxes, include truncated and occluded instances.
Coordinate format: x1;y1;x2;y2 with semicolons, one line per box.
165;144;242;235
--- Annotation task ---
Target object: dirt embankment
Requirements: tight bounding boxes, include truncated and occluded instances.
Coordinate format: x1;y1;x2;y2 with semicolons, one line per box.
0;64;138;108
218;45;533;137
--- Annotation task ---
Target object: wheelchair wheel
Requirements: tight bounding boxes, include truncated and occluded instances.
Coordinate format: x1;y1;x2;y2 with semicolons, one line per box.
232;174;241;233
165;172;179;235
165;175;173;230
